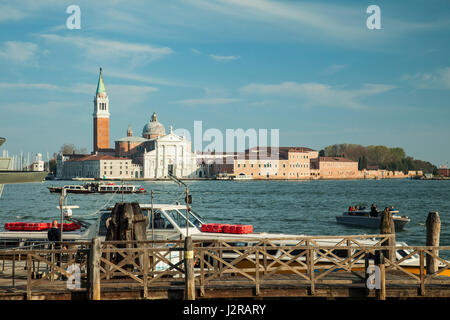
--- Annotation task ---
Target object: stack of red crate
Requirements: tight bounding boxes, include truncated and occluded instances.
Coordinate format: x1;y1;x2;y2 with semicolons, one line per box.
201;223;253;234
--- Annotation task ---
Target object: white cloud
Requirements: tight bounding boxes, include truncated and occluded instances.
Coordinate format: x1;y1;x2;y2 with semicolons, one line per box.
322;64;347;75
0;83;58;90
209;54;240;62
0;5;26;22
401;67;450;89
173;97;240;106
40;34;173;66
0;41;39;64
239;81;396;109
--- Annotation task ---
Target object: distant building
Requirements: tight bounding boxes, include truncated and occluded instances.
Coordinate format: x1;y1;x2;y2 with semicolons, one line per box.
28;153;45;172
437;166;449;177
197;147;318;180
57;154;139;180
310;157;359;179
92;68;114;155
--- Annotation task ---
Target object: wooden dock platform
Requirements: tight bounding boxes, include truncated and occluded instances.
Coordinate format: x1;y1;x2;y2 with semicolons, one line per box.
1;235;450;300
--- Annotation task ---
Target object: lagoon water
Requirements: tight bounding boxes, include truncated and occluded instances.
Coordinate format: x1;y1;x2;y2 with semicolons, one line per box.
0;179;449;247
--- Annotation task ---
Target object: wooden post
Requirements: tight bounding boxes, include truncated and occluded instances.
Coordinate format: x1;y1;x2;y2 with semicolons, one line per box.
375;250;386;300
426;211;441;275
380;208;395;262
364;251;370;296
420;250;425;295
255;247;260;296
143;248;149;299
184;236;195;300
89;237;101;300
26;254;32;300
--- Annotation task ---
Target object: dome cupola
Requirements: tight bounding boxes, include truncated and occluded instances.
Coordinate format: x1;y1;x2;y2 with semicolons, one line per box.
142;112;165;139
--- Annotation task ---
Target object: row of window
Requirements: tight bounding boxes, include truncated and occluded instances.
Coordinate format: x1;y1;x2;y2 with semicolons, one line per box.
290;154;309;159
237;163;309;169
98;102;107;110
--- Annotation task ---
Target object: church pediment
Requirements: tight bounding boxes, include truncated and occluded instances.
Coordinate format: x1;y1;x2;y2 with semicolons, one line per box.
156;133;184;143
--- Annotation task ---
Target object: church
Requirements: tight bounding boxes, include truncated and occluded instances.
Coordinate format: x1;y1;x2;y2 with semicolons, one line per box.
57;68;200;180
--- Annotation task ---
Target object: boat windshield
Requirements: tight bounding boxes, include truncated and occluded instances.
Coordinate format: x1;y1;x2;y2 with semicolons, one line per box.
163;208;202;229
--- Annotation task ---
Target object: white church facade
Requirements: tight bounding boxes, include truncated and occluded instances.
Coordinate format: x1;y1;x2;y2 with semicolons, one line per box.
140;131;199;179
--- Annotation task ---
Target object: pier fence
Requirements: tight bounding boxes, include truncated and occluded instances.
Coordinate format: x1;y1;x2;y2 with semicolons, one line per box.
1;234;450;300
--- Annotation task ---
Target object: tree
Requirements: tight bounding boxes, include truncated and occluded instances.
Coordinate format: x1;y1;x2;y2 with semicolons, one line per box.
321;143;436;173
59;144;88;155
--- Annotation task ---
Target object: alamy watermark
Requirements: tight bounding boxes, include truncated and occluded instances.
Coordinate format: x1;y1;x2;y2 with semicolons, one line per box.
66;5;81;30
174;121;280;165
366;5;381;30
66;264;81;290
66;4;381;31
366;265;381;289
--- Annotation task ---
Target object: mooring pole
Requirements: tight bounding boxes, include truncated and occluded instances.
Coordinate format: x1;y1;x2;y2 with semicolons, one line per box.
426;211;441;274
380;208;395;262
89;237;101;300
184;236;195;300
375;250;386;300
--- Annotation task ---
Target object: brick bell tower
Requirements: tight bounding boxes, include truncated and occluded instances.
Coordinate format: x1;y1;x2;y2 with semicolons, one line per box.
93;67;110;153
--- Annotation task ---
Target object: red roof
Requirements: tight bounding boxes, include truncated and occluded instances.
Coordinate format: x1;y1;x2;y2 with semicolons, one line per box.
315;157;356;163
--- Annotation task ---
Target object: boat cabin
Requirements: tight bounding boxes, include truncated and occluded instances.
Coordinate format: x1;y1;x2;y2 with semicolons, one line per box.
98;204;204;241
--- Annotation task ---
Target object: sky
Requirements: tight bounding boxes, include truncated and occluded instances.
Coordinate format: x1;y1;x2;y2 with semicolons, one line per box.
0;0;449;166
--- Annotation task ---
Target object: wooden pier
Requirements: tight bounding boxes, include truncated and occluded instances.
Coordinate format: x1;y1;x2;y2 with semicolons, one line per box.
1;234;450;300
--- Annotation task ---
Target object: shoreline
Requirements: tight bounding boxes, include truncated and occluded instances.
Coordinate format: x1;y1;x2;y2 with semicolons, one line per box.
45;177;450;182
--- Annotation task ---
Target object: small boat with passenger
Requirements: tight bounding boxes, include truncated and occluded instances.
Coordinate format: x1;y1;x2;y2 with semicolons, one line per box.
336;204;410;231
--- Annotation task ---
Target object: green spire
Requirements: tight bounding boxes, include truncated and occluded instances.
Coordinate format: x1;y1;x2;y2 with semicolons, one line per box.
96;67;106;95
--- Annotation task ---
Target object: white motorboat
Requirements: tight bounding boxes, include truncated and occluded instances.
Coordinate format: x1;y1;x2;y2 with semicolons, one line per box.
336;208;410;231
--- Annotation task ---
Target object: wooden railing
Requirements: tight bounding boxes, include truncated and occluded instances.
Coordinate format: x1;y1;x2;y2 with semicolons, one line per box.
1;235;450;300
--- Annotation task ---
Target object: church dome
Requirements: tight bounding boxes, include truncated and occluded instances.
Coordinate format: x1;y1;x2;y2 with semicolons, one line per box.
142;112;165;139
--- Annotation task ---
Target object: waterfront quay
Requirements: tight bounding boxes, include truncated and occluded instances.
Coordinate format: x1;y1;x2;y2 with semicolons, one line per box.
1;234;450;300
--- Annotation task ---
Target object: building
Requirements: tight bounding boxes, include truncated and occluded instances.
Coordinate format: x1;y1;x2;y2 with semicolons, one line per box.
310;157;359;179
197;147;318;180
57;69;201;180
58;154;139;180
29;153;45;172
92;68;114;154
115;113;200;179
437;166;449;177
232;147;318;179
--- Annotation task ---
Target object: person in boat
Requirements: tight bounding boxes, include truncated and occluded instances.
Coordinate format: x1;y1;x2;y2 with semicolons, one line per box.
370;204;378;217
48;220;61;243
153;212;165;229
47;220;62;267
348;206;354;215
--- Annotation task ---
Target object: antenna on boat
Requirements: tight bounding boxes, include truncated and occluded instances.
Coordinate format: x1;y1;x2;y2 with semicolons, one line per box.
151;189;154;245
59;187;67;242
168;174;191;237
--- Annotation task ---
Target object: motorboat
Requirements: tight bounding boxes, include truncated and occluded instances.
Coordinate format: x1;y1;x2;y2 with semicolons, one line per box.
48;182;146;194
216;173;253;180
336;207;410;231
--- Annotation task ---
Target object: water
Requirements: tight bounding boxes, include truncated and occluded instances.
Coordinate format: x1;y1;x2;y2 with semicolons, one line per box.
0;179;449;247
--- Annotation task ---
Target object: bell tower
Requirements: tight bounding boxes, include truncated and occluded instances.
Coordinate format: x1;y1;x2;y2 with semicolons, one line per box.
93;67;110;153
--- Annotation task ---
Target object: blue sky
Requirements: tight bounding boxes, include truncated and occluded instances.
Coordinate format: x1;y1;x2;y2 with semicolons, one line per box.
0;0;449;165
